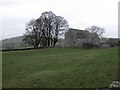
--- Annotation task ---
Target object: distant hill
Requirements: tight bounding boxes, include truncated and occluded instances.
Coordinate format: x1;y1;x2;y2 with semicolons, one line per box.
2;36;24;43
0;36;64;49
1;36;26;49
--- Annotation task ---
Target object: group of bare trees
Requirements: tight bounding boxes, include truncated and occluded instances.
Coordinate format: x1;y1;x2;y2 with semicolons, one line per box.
23;11;69;48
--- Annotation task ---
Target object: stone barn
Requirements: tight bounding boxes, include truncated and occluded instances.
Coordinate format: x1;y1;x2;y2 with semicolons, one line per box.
64;28;100;47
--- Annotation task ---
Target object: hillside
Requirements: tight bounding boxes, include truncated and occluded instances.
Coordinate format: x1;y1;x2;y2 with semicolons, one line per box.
0;36;65;49
1;36;26;49
2;47;118;88
2;36;24;42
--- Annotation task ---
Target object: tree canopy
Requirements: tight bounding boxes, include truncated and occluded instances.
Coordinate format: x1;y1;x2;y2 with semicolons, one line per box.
85;25;105;38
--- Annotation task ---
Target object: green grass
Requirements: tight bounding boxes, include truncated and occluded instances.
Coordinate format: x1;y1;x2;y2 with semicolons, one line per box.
2;47;118;88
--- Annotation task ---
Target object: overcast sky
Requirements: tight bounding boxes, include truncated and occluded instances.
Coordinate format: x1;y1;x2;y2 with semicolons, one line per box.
0;0;119;40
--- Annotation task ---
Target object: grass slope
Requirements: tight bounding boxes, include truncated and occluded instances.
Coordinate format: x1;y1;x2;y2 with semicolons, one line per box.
2;47;118;88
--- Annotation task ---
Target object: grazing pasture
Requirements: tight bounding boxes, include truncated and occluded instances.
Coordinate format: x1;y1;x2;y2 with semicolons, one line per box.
2;47;118;88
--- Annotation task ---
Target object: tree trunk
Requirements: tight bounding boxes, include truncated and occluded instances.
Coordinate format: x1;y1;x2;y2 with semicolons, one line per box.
53;38;58;46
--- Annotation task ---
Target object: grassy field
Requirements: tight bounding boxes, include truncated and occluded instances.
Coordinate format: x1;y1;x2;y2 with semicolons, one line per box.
2;47;118;88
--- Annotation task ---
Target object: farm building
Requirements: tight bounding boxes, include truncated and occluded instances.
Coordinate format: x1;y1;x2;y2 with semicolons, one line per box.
63;28;100;47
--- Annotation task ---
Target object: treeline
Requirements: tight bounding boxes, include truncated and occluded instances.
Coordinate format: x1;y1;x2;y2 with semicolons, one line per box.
23;11;69;48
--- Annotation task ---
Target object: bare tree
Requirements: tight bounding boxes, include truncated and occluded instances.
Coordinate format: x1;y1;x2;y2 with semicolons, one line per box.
85;25;105;38
23;11;69;48
39;11;56;47
52;16;69;46
38;11;69;47
23;19;42;48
